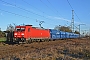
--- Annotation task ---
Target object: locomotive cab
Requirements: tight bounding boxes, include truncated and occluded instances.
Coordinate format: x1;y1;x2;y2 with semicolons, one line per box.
14;26;26;42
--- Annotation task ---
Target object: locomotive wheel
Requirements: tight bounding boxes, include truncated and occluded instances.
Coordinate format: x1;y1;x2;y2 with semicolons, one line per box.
26;40;32;44
16;41;19;44
40;39;42;42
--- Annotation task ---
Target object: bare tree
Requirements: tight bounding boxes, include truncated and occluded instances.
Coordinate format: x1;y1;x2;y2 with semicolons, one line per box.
6;24;15;32
54;25;72;32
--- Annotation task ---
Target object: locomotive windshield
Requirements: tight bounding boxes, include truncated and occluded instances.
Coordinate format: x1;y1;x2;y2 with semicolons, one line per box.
16;28;25;31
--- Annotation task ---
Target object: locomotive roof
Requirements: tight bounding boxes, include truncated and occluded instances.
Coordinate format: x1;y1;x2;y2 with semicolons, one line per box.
32;27;44;29
16;26;26;28
25;25;32;26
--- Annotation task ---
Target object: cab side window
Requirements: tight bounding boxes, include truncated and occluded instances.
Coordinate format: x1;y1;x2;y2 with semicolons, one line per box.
28;28;30;32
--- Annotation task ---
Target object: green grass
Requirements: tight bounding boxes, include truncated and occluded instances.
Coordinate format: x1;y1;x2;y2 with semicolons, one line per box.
0;37;6;42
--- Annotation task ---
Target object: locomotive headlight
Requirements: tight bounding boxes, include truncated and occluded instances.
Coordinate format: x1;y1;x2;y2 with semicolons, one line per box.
14;36;16;37
14;33;17;35
21;33;24;35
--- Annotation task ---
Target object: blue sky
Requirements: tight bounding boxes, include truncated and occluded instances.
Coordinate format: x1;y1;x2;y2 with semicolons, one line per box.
0;0;90;34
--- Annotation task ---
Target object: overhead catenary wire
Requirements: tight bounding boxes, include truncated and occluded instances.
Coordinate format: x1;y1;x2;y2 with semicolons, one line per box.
21;0;51;17
21;0;70;25
22;0;62;24
0;8;33;19
0;8;56;27
0;0;74;28
47;0;62;17
0;0;62;26
0;0;72;23
66;0;73;10
40;0;61;17
66;0;82;22
46;0;74;27
67;0;84;32
0;0;50;20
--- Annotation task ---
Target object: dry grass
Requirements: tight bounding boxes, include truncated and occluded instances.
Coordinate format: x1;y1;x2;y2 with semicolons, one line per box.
0;38;90;60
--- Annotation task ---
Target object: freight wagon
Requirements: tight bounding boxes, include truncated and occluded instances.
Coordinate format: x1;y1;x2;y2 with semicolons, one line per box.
49;29;79;39
13;25;79;43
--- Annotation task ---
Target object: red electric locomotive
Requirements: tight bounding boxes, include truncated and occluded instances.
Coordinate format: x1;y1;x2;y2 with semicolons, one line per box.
14;25;50;43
